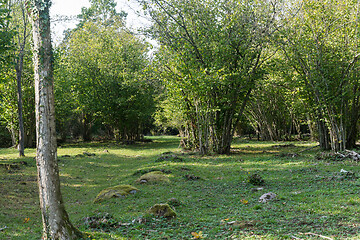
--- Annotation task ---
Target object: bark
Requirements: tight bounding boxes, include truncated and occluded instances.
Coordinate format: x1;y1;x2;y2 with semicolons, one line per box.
316;118;330;150
31;0;83;239
15;69;25;156
82;113;92;141
346;95;360;149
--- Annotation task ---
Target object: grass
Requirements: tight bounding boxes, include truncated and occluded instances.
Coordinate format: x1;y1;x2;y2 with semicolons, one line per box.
1;136;360;239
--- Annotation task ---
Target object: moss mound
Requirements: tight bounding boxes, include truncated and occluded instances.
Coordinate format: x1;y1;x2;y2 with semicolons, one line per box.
137;171;170;183
148;204;177;218
94;185;138;203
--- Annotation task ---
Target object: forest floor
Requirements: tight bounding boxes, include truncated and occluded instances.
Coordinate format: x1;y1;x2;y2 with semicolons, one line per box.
0;136;360;240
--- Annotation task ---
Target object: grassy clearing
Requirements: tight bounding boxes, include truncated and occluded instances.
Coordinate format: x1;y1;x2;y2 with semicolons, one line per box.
1;136;360;239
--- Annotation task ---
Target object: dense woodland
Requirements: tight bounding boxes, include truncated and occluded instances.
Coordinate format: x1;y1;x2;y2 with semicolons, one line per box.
1;0;360;154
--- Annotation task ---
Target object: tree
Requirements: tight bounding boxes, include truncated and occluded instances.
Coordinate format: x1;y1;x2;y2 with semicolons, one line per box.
0;0;36;153
57;19;154;141
146;0;278;154
278;0;360;151
29;0;82;239
10;0;32;156
77;0;127;27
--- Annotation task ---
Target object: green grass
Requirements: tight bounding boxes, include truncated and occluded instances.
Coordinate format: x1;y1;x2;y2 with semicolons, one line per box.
1;136;360;239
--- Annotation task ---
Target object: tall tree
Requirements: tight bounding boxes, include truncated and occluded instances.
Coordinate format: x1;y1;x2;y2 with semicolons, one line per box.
278;0;360;151
146;0;278;154
12;0;31;156
29;0;82;239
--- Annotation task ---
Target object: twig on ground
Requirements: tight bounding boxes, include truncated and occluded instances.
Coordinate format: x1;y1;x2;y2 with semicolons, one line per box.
297;144;320;154
290;235;304;240
303;232;333;240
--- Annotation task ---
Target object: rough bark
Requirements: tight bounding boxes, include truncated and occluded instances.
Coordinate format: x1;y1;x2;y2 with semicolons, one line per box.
31;0;83;239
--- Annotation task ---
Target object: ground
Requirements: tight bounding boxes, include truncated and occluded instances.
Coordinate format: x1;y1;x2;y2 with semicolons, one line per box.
0;136;359;239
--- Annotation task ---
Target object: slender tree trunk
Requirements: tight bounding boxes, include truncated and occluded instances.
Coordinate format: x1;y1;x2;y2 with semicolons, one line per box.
15;55;25;157
14;0;30;157
31;0;83;239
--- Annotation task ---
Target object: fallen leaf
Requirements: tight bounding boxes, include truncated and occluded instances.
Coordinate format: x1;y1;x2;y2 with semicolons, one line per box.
191;231;204;239
240;199;249;205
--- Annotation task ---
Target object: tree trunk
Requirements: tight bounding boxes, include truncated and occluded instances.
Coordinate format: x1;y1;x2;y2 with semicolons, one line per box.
82;113;92;141
31;1;83;239
317;118;330;150
15;53;25;157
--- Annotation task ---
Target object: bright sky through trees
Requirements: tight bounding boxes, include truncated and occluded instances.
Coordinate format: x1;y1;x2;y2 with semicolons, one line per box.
50;0;148;43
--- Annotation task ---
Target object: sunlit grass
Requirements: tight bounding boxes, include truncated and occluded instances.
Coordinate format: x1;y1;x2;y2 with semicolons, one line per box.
0;136;360;239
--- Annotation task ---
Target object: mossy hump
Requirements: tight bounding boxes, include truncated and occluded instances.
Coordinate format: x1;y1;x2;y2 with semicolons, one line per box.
137;171;170;183
148;204;177;218
94;185;138;203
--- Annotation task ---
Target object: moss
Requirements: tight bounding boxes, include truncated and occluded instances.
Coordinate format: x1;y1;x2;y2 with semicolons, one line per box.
94;185;138;203
148;204;177;219
137;171;170;183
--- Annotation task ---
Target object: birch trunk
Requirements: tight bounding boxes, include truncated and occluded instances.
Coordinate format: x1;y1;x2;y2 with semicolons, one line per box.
31;0;83;239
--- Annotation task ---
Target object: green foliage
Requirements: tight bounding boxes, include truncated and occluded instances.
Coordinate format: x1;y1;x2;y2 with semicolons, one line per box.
77;0;127;27
0;0;13;64
55;18;156;141
278;0;360;151
0;0;35;148
148;0;277;154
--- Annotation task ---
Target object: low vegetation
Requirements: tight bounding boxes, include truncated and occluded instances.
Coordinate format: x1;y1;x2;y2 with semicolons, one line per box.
1;136;360;239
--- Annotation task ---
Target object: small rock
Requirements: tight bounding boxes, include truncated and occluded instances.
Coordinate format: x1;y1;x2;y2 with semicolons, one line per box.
259;192;277;203
0;226;8;231
251;187;264;192
103;150;109;153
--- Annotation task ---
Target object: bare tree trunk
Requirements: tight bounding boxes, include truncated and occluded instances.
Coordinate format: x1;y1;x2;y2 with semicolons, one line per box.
31;0;83;239
15;67;25;156
15;48;25;156
14;1;30;157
